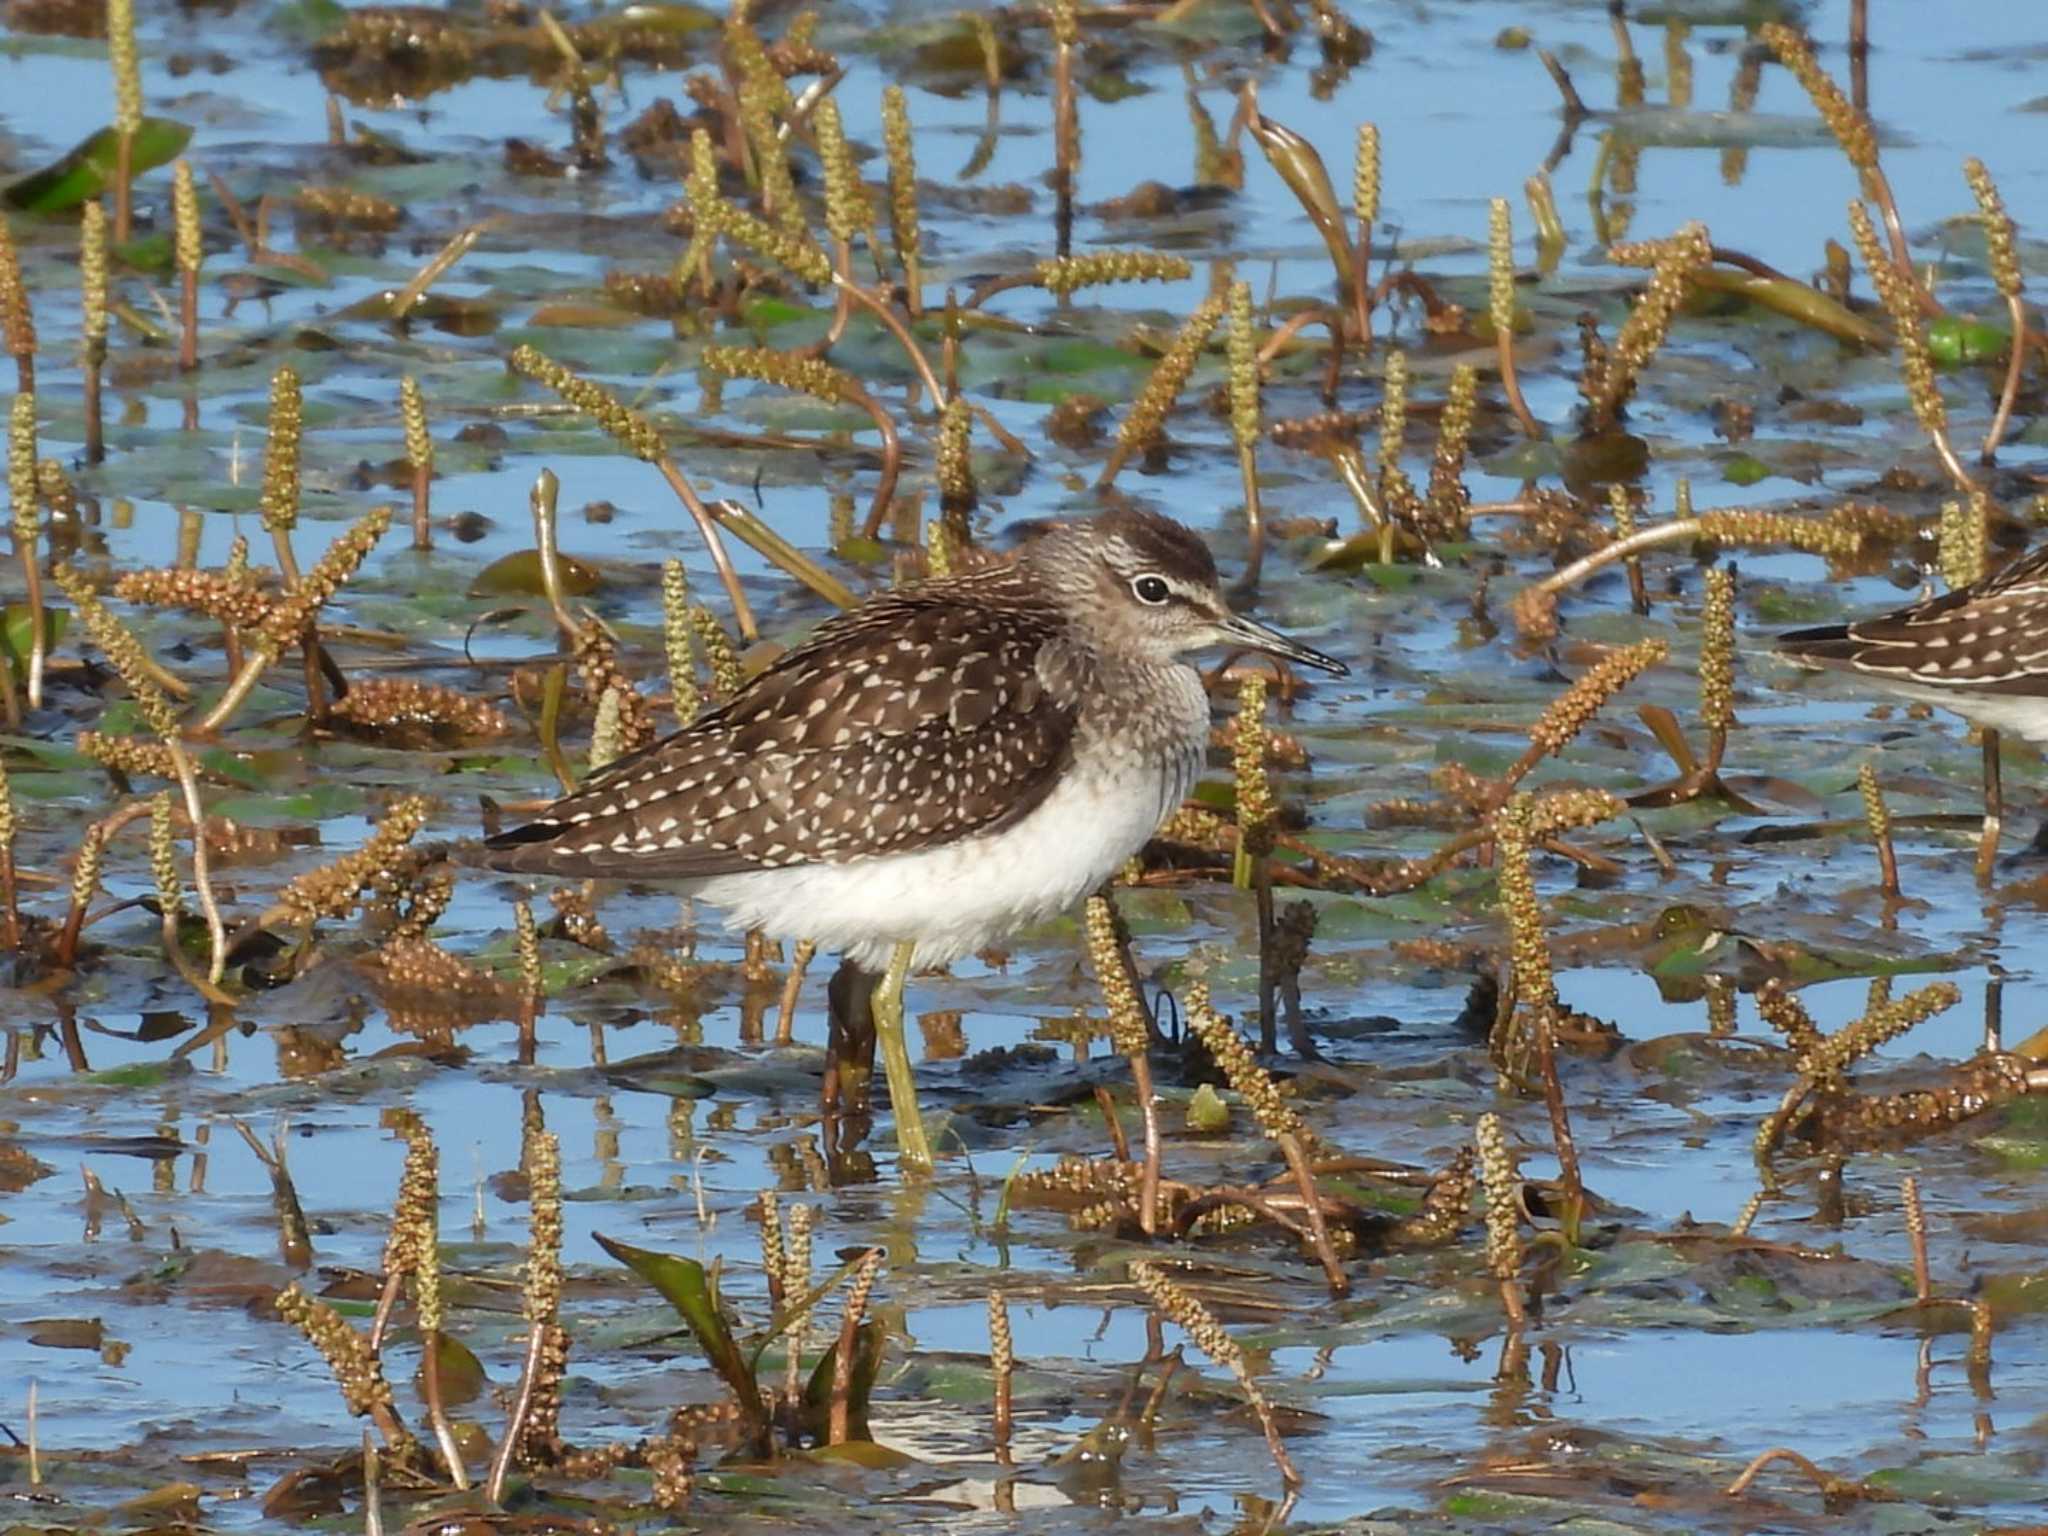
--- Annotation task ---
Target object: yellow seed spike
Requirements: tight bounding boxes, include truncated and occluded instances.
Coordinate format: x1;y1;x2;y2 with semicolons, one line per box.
1488;197;1514;338
1475;1112;1524;1282
80;202;109;348
1698;565;1735;733
881;85;923;301
109;0;142;136
172;161;202;276
509;344;666;461
1033;251;1192;297
813;98;864;251
400;377;432;472
1964;157;2022;299
260;367;303;535
1353;123;1379;241
1226;281;1259;451
699;344;855;405
1760;23;1876;172
0;216;33;367
1111;290;1226;463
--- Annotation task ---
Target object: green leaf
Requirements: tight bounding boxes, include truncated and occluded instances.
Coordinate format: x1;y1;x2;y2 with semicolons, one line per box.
806;1439;916;1469
113;232;176;274
6;118;195;212
1;603;68;672
800;1319;885;1443
740;296;819;329
469;549;603;599
1927;315;2011;367
594;1233;772;1453
267;0;349;42
1721;453;1771;486
211;783;367;824
592;1;718;36
414;1331;487;1407
194;747;271;790
85;1062;184;1088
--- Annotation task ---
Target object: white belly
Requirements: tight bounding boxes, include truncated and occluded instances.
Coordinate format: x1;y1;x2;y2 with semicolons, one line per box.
695;748;1194;970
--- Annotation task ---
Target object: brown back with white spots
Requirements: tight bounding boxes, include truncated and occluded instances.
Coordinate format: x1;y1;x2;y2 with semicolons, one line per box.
483;560;1085;877
1811;542;2048;691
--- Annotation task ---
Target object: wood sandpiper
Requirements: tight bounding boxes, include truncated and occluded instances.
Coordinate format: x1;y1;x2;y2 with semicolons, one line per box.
1778;541;2048;879
484;508;1348;1167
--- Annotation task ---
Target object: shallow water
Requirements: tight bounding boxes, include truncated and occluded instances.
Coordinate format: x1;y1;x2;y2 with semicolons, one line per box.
6;0;2048;1530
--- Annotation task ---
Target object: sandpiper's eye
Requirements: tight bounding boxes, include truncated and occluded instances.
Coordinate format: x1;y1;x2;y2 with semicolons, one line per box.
1131;574;1172;605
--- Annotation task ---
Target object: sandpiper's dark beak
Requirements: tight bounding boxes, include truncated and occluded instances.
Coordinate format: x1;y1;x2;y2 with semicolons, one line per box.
1216;612;1349;676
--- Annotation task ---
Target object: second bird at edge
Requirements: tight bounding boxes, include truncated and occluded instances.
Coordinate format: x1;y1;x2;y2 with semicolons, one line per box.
482;508;1348;970
1776;540;2048;743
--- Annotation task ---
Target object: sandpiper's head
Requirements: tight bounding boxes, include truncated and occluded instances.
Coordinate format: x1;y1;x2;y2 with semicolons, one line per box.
1023;509;1347;675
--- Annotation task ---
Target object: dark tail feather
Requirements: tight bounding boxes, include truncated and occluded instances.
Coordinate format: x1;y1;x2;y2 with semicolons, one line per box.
1774;622;1863;666
474;818;574;876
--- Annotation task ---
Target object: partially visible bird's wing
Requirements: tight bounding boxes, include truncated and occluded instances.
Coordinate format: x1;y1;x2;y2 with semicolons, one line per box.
1777;543;2048;694
482;578;1086;878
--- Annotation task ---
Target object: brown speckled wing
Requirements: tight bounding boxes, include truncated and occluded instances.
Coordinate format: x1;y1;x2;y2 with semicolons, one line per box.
1778;543;2048;694
483;574;1084;878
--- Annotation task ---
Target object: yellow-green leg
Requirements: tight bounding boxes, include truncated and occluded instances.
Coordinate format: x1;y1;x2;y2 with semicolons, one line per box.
1977;729;2003;886
873;939;932;1174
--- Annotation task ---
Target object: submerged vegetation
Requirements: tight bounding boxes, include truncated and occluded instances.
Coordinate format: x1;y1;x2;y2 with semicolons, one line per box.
4;0;2048;1531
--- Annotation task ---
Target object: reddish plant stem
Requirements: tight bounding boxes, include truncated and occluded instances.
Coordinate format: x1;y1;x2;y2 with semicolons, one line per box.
421;1329;470;1489
1497;320;1542;439
1278;1131;1349;1295
410;462;431;551
653;458;759;643
114;133;134;245
487;1322;548;1504
1128;1050;1162;1237
1982;290;2027;464
83;343;106;465
179;270;198;372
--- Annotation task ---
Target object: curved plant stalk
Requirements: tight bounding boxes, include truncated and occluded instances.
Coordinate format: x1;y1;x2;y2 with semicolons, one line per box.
1966;157;2027;464
1254;304;1342;368
1725;1445;1885;1504
390;220;494;322
1983;290;2029;466
1242;84;1355;312
510;346;759;641
707;501;857;609
164;739;227;986
650;462;765;642
528;467;576;634
832;275;946;406
489;1323;548;1504
1489;199;1541;439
